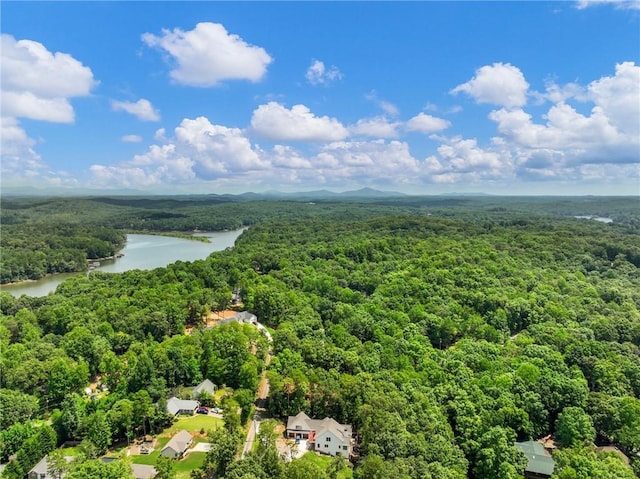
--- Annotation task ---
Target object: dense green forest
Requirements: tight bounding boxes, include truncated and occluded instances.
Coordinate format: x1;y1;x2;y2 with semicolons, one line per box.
1;195;639;478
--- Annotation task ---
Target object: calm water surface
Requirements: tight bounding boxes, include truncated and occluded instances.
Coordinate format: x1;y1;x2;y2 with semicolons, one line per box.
2;229;246;297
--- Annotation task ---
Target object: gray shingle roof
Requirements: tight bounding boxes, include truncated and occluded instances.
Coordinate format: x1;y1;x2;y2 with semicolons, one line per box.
163;430;193;454
131;464;158;479
286;412;352;441
192;379;216;398
166;397;199;415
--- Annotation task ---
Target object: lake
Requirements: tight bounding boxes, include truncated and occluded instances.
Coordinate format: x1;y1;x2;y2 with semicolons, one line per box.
1;228;247;298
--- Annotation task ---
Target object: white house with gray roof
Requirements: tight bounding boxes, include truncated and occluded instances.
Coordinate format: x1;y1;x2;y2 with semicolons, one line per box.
131;464;158;479
166;397;199;416
286;412;353;457
161;430;193;459
28;455;73;479
191;379;216;399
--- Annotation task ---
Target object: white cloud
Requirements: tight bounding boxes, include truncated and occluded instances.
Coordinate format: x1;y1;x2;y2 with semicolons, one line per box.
451;63;529;109
111;99;160;122
315;140;420;184
121;134;143;143
91;116;267;187
154;128;167;141
0;117;44;178
1;34;97;122
250;102;349;142
142;22;272;87
588;61;639;137
487;62;640;168
305;59;343;86
576;0;640;9
349;116;401;138
405;112;452;134
425;136;507;178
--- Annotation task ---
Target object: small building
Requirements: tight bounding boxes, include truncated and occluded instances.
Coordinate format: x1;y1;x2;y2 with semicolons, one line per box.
286;412;353;457
192;379;216;399
515;441;555;479
131;464;158;479
161;430;193;459
166;397;199;416
28;455;73;479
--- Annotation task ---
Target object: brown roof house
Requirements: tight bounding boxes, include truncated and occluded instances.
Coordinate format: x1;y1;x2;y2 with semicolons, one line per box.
161;430;193;459
287;412;353;457
515;441;555;479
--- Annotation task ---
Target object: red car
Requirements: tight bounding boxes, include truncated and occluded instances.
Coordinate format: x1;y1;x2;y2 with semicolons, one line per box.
197;406;209;414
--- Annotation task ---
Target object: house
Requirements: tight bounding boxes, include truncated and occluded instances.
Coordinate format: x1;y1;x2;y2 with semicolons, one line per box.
166;397;199;416
161;430;193;459
28;455;73;479
286;412;353;457
515;441;555;479
131;464;158;479
191;379;216;399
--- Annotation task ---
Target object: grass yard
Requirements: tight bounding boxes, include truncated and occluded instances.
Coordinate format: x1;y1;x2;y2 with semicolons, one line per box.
168;414;222;434
294;452;353;479
175;452;206;478
131;437;169;465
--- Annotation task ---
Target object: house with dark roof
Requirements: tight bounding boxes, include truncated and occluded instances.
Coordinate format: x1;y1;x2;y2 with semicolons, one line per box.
515;441;555;479
286;412;353;457
161;430;193;459
192;379;216;399
166;397;199;416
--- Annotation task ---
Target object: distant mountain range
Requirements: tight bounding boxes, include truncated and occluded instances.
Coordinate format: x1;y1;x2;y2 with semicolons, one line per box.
1;186;410;199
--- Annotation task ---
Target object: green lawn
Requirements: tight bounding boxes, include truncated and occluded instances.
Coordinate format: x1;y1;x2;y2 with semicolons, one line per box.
131;437;169;465
175;452;206;478
168;414;222;434
294;452;353;479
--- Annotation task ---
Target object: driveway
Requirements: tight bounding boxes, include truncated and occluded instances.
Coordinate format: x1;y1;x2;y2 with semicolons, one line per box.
191;442;211;453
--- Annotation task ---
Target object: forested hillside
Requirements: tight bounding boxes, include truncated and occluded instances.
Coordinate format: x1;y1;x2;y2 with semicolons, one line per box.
1;197;639;478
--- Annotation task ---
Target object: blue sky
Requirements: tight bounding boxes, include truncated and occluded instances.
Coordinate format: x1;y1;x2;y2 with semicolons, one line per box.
2;1;639;195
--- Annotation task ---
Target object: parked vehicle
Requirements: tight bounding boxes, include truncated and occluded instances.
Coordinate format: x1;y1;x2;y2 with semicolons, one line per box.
197;406;209;414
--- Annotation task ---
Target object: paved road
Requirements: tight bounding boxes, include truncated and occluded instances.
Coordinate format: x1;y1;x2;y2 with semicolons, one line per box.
241;320;273;458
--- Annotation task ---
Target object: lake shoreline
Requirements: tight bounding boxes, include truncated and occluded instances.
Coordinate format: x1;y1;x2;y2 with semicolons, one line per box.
1;228;247;297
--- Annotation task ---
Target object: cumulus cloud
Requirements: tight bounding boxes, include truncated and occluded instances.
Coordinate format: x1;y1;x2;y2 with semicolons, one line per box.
1;34;97;122
111;99;160;122
90;116;267;187
488;62;639;168
405;112;452;134
306;59;343;85
349;116;401;138
451;62;529;109
121;134;143;143
142;22;272;87
423;136;509;185
250;102;349;142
